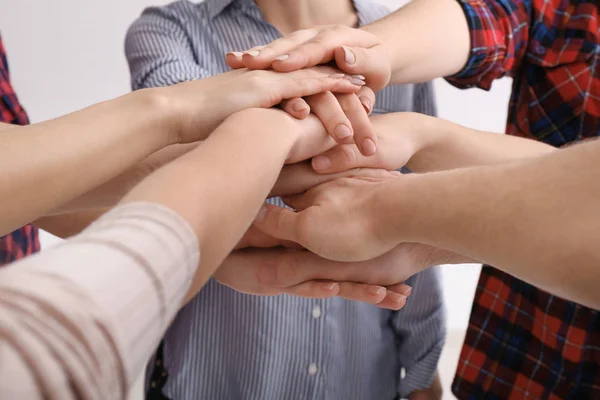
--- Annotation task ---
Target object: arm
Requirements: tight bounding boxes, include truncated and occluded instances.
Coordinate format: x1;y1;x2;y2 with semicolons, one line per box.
255;138;600;309
231;0;531;87
0;65;358;234
312;112;556;175
392;267;445;399
0;107;326;399
383;139;600;308
34;209;109;238
125;5;375;152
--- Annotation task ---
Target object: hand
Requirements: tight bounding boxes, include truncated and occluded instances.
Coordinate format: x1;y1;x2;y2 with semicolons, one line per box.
270;162;398;198
213;248;413;310
254;175;401;262
226;26;392;91
281;86;379;156
160;66;363;143
311;112;434;173
247;243;460;310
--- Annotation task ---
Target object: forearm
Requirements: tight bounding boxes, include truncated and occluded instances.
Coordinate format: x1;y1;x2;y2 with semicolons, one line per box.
122;109;297;301
403;114;556;172
34;209;110;238
0;89;177;234
383;139;600;308
52;143;199;214
362;0;470;83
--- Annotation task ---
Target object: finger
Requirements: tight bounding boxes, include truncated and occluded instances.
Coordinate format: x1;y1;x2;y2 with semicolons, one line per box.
333;45;392;91
270;28;381;72
253;204;301;243
336;282;387;304
265;74;361;107
284;281;340;298
271;162;399;197
281;98;310;119
355;85;376;116
225;51;245;69
374;290;408;311
281;193;313;212
304;91;354;143
335;93;377;156
236;30;318;70
387;282;413;297
312;144;370;173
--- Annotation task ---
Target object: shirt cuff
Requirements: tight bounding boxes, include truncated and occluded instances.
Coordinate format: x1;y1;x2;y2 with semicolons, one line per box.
398;338;444;397
445;0;509;91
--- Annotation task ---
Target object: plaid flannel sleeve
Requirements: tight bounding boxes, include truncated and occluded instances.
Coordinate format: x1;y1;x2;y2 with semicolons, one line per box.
446;0;532;90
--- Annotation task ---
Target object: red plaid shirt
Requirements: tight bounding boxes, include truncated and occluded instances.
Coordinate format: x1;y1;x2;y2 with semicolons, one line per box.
446;0;600;398
0;36;40;265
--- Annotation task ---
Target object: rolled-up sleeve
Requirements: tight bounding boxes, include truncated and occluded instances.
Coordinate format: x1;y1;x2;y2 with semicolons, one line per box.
446;0;531;90
391;266;446;397
0;203;199;400
125;5;210;90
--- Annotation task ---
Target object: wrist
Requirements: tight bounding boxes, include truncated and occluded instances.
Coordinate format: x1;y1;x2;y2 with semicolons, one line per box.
132;88;187;146
375;174;426;244
222;108;296;158
404;115;456;172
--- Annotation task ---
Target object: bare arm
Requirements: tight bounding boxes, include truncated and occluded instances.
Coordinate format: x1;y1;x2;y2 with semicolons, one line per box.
0;107;338;400
0;67;359;235
312;112;556;174
384;139;600;308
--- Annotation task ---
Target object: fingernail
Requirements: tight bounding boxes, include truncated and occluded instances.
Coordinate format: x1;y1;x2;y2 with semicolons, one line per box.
322;282;338;291
312;156;331;171
388;292;407;303
358;96;371;114
227;51;243;57
255;204;268;222
245;50;260;57
329;73;346;79
367;286;385;295
349;78;366;86
391;170;403;176
274;54;290;61
334;124;352;140
403;286;413;297
292;101;308;112
343;46;356;65
361;138;377;156
351;74;366;80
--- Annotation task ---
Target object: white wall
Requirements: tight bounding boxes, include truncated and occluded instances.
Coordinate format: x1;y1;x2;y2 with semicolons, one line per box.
1;1;512;395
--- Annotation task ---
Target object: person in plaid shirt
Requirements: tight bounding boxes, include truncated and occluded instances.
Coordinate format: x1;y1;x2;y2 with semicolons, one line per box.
231;0;600;398
0;35;40;265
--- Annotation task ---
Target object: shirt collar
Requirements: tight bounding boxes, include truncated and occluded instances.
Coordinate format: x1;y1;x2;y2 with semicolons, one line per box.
204;0;249;19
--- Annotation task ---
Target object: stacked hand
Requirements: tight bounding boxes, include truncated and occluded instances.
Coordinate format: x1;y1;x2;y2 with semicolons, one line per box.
172;27;456;310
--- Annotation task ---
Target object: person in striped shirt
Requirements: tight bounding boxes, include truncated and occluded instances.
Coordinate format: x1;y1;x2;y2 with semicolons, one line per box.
125;0;445;399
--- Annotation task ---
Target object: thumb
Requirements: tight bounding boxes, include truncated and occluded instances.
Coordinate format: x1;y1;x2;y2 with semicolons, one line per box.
253;204;300;243
334;45;391;91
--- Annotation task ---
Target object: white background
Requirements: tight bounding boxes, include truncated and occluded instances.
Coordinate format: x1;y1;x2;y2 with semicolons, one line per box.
0;0;512;397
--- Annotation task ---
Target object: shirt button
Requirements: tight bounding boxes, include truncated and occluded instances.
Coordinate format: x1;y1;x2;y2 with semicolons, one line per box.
308;363;318;376
312;305;322;319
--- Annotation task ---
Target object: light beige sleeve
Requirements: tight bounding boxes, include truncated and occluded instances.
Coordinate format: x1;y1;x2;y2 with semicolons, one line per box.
0;202;199;400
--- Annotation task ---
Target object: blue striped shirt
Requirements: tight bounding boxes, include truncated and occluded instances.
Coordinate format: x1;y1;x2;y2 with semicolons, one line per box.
125;1;445;398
